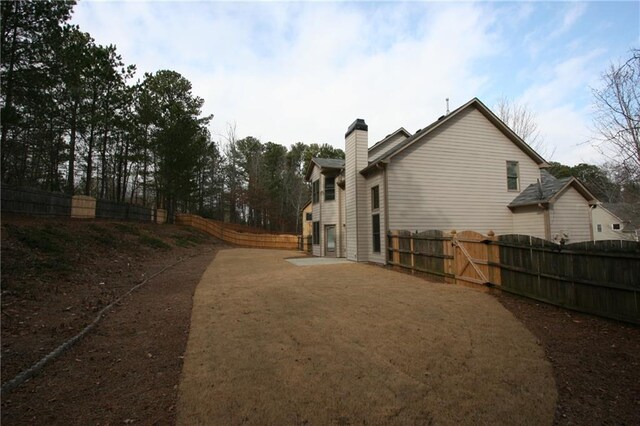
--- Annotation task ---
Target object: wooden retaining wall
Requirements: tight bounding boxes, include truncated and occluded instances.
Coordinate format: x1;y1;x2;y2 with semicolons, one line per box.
388;230;640;324
176;214;298;250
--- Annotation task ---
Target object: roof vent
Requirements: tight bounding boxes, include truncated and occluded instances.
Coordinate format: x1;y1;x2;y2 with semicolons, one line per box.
415;128;422;133
446;98;450;115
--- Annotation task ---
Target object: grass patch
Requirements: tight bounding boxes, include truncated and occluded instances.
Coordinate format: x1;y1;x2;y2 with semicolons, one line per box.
87;223;118;246
6;224;71;254
139;234;171;250
172;231;207;247
114;223;141;235
36;256;74;275
92;232;117;246
87;223;107;233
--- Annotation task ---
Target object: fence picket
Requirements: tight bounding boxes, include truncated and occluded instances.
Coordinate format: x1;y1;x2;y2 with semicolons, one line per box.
388;230;640;324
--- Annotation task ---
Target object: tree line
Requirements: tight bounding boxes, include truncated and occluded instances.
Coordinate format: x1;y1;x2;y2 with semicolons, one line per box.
1;1;636;232
0;0;344;232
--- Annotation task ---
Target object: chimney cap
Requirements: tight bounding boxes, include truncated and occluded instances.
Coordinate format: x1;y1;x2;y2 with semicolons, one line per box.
345;118;368;138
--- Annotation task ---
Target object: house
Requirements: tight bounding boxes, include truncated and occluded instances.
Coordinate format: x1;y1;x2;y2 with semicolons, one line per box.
301;200;313;249
592;203;640;241
304;97;598;263
508;170;597;243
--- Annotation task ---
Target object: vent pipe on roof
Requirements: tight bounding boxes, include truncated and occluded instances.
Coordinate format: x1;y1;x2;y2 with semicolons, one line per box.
537;178;544;199
446;98;450;115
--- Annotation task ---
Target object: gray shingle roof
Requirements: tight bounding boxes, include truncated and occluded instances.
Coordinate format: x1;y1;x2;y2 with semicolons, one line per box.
509;170;572;207
312;157;345;169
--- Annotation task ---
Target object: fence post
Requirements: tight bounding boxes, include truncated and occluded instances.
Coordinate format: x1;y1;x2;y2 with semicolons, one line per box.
486;230;501;286
445;230;456;284
410;233;415;274
391;231;400;265
71;195;96;219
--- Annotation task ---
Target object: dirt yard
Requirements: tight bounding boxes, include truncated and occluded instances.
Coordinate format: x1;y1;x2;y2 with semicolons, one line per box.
177;248;557;425
493;290;640;425
1;217;221;425
2;220;638;425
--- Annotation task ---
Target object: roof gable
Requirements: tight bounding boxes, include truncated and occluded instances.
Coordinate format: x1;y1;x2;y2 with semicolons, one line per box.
361;98;548;175
601;203;640;230
369;127;411;154
304;157;345;181
509;170;597;208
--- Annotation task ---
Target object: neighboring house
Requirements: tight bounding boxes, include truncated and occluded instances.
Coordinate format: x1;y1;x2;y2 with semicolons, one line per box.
592;203;640;241
304;97;598;263
301;200;313;244
509;170;597;243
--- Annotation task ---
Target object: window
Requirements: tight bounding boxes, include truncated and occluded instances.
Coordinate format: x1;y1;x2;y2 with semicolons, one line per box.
306;212;312;221
372;214;381;252
325;177;335;201
312;221;320;245
312;180;319;203
596;224;602;232
506;161;519;191
371;185;380;210
612;223;621;231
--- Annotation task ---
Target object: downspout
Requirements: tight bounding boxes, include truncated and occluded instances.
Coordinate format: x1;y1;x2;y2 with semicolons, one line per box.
589;204;596;241
542;203;551;240
337;172;342;257
319;173;323;256
382;163;390;264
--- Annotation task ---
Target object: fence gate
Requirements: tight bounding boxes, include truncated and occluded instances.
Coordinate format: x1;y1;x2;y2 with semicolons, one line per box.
451;230;492;286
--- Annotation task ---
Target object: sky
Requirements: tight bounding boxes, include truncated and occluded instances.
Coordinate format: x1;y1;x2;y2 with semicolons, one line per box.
71;1;640;166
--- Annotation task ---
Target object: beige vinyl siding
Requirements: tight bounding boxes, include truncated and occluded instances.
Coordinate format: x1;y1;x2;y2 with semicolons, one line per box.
387;107;541;234
321;173;339;228
310;165;322;257
338;183;346;256
302;203;312;240
369;132;409;163
549;187;592;243
345;128;369;261
512;206;545;238
311;166;343;257
366;171;385;264
591;206;634;241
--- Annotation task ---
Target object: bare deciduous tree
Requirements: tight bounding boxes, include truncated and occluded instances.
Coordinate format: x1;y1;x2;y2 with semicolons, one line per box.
495;96;552;158
592;48;640;182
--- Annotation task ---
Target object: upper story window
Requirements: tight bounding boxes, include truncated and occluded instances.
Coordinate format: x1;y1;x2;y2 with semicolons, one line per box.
371;185;380;210
596;224;603;232
312;180;319;203
306;212;312;221
325;177;335;201
506;161;519;191
612;223;621;230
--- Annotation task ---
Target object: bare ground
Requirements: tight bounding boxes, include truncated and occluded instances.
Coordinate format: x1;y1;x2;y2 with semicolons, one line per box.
1;217;221;425
493;290;640;425
177;248;558;425
2;219;638;425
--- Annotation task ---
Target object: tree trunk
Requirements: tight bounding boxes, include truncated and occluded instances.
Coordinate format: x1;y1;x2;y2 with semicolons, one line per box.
67;100;78;194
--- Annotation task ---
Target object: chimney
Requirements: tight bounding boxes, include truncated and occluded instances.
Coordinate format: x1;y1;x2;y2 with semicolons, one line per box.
345;118;368;261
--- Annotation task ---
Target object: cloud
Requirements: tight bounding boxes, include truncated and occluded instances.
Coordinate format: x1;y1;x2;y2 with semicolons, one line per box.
71;1;627;167
72;1;501;149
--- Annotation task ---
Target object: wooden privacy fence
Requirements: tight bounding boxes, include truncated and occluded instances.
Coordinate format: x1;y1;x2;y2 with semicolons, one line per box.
1;185;167;223
1;186;72;216
388;230;640;324
176;214;298;250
